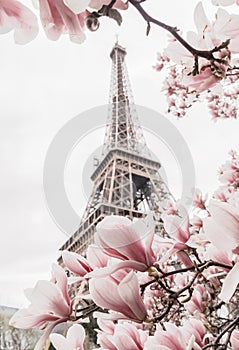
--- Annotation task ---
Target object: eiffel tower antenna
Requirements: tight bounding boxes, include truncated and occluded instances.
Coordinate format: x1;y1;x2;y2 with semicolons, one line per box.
102;42;151;158
59;42;172;256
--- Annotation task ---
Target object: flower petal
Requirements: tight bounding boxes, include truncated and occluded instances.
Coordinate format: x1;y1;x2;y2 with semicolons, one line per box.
63;0;90;13
0;0;39;44
86;260;147;279
219;262;239;302
67;324;85;349
118;271;147;322
50;333;68;350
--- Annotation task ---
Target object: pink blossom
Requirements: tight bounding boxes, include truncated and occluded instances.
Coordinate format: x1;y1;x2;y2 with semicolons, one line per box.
191;3;239;54
182;319;208;348
203;200;239;254
96;318;117;350
203;200;239;302
9;264;72;350
96;321;147;350
160;205;193;266
162;205;190;244
89;271;147;322
62;244;108;277
164;2;239;92
218;158;239;188
145;321;206;350
113;323;148;350
38;0;87;43
62;250;92;276
185;285;211;317
193;189;207;210
0;0;38;44
182;66;222;93
219;261;239;302
164;200;179;216
89;214;156;276
50;324;85;350
144;323;189;350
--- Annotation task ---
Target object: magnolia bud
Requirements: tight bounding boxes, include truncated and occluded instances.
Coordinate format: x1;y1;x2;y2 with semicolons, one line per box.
86;15;100;31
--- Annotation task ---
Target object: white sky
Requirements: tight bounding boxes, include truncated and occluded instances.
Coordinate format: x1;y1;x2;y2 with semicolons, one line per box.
0;0;239;308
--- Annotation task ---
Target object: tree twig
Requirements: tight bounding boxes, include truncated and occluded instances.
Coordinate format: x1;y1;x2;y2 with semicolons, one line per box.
128;0;230;70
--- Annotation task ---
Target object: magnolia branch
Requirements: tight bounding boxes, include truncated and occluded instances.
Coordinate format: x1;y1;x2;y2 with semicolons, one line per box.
202;315;239;349
127;0;230;75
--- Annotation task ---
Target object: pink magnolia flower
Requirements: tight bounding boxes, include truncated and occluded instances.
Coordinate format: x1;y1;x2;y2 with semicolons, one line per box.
96;318;117;350
145;320;207;350
38;0;87;43
203;200;239;254
182;319;209;348
193;189;207;210
185;285;211;317
203;199;239;302
96;321;147;350
50;324;85;350
164;2;239;92
162;205;190;245
0;0;38;44
218;160;239;186
9;264;72;350
182;66;222;93
64;0;128;13
144;322;195;350
88;214;156;277
161;205;193;267
62;244;108;278
190;2;239;54
113;323;148;350
89;270;147;322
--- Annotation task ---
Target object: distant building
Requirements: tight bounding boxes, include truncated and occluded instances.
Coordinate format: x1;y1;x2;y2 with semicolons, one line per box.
0;305;42;350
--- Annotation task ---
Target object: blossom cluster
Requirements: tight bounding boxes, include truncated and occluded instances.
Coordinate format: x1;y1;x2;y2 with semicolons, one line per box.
155;2;239;119
9;152;239;350
0;0;128;44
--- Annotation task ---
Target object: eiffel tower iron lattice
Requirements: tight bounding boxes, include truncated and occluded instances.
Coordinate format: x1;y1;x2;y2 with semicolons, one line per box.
59;42;173;258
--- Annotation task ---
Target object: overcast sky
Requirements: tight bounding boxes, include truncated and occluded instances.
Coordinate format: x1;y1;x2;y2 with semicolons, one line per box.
1;0;239;308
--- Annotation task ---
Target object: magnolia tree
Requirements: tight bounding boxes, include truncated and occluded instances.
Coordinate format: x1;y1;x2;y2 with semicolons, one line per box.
4;0;239;349
9;151;239;349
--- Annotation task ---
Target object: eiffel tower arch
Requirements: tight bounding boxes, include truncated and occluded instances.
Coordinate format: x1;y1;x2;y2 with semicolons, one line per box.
59;42;172;257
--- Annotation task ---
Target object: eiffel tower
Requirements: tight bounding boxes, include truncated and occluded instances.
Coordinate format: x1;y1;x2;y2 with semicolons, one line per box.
59;42;172;258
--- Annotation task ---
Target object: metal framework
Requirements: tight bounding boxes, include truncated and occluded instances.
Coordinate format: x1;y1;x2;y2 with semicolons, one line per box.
59;43;172;258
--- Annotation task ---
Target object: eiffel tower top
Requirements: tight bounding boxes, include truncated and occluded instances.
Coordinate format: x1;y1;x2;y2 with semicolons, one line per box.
102;42;151;159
